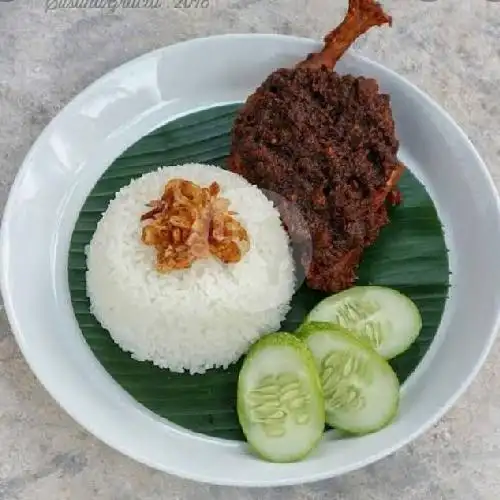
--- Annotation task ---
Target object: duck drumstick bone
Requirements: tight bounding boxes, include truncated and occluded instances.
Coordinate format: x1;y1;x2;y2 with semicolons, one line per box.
300;0;392;71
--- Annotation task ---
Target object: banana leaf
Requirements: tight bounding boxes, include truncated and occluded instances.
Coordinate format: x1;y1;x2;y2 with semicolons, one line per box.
68;104;449;440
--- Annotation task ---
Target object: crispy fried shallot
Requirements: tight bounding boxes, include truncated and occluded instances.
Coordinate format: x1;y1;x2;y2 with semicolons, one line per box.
140;179;249;272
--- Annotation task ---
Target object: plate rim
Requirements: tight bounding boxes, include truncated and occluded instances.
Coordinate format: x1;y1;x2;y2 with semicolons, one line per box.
2;33;500;487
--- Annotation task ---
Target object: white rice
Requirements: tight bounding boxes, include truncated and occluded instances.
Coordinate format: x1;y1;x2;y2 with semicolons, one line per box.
86;163;296;374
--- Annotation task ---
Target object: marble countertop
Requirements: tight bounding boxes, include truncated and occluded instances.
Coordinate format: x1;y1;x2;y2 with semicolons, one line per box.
1;0;500;498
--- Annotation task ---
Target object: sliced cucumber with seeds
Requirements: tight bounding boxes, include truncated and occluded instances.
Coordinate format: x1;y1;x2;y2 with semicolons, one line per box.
305;286;422;359
237;332;325;463
298;322;400;434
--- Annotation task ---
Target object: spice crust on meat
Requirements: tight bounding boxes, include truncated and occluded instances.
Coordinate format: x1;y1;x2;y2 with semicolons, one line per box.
228;0;403;292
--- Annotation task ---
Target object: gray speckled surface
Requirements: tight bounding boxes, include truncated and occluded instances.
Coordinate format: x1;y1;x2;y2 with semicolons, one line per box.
1;0;500;498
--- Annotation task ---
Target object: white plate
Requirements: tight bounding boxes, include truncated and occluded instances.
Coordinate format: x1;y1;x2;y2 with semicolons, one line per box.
2;34;500;487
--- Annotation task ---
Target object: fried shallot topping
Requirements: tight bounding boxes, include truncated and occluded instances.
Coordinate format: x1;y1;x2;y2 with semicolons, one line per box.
140;179;250;272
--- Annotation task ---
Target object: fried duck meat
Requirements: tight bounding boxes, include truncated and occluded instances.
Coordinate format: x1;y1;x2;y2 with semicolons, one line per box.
228;0;404;292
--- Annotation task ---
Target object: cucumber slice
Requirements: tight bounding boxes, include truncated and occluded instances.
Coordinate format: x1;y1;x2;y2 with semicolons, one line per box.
298;323;400;434
305;286;422;359
237;332;325;463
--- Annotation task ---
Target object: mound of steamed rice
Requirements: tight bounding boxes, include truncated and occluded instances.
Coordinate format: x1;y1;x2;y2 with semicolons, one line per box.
86;163;296;374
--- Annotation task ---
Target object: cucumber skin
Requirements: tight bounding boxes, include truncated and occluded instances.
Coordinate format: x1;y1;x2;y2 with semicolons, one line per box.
298;325;401;435
236;332;326;463
296;321;376;353
296;321;353;338
303;285;423;359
